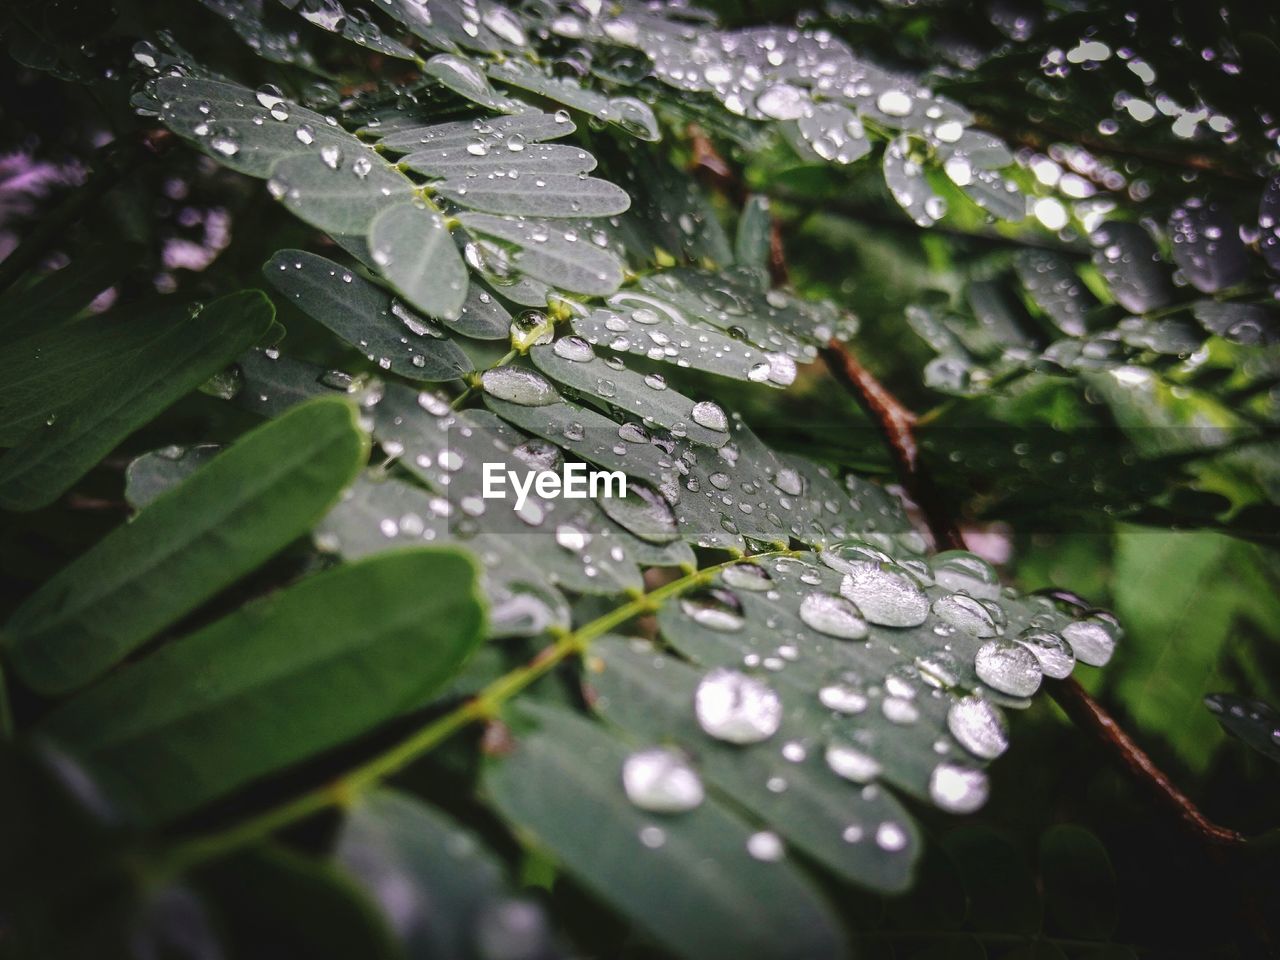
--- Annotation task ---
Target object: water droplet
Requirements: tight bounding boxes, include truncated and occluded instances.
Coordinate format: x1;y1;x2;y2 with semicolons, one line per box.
1014;630;1075;678
553;335;595;362
947;695;1009;759
622;747;704;813
839;562;930;627
746;830;785;862
690;400;727;432
930;551;1002;600
1061;617;1119;666
876;89;914;117
932;593;999;637
875;821;909;851
481;367;559;406
974;639;1043;696
722;562;773;592
799;592;869;640
929;763;988;813
694;668;782;744
825;742;882;783
818;676;868;714
680;588;745;632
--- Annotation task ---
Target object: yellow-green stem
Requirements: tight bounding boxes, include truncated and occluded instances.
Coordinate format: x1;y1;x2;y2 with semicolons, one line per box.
155;550;797;879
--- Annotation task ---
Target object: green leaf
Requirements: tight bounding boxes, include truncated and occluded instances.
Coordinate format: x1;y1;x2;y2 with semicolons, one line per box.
376;112;577;153
734;195;773;271
0;290;274;511
460;213;624;295
529;340;730;447
587;636;920;892
1205;694;1280;764
334;788;559;958
439;173;631;218
124;444;222;510
271;150;405;234
484;702;847;960
401;141;597;178
1039;825;1117;940
367;201;469;321
569;305;798;388
4;396;369;695
155;77;354;179
39;549;485;823
264;250;471;381
1110;528;1280;770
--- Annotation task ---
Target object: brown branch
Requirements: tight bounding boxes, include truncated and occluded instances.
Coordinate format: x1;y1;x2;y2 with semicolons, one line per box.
687;122;1247;850
1049;677;1245;846
820;340;964;551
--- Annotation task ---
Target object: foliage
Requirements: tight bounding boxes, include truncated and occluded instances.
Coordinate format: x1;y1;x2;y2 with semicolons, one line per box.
0;0;1278;958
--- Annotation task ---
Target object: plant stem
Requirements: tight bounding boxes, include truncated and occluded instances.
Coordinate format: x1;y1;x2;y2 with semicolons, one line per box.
156;550;794;878
1048;677;1245;846
821;340;965;550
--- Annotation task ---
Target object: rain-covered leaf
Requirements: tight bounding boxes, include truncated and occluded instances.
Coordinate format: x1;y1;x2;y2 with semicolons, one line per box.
460;213;625;295
264;250;470;380
485;702;846;960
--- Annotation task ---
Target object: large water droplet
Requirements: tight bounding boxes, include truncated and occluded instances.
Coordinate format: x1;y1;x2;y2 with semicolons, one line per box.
930;550;1002;600
1014;630;1075;678
799;592;869;640
481;367;559;406
553;335;595;362
974;639;1043;696
929;762;988;813
1061;617;1119;666
825;742;882;783
680;588;745;632
839;561;930;627
694;668;782;744
746;830;785;862
722;562;773;592
622;747;704;813
690;400;728;432
947;695;1009;759
932;593;999;637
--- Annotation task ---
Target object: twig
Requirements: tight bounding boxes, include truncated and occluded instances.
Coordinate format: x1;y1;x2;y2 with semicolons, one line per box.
820;340;964;551
1048;677;1244;846
694;121;1245;851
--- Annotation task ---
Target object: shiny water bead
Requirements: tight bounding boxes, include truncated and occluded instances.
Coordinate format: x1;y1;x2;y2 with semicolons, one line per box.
480;367;559;405
1014;629;1075;678
690;400;728;432
746;830;785;862
930;550;1002;600
825;742;882;783
721;561;773;592
694;668;782;744
552;335;595;362
947;695;1009;759
931;593;1000;637
929;762;989;813
622;747;705;813
1061;617;1119;666
799;591;869;640
818;676;869;715
974;638;1043;696
839;561;930;627
680;588;745;632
